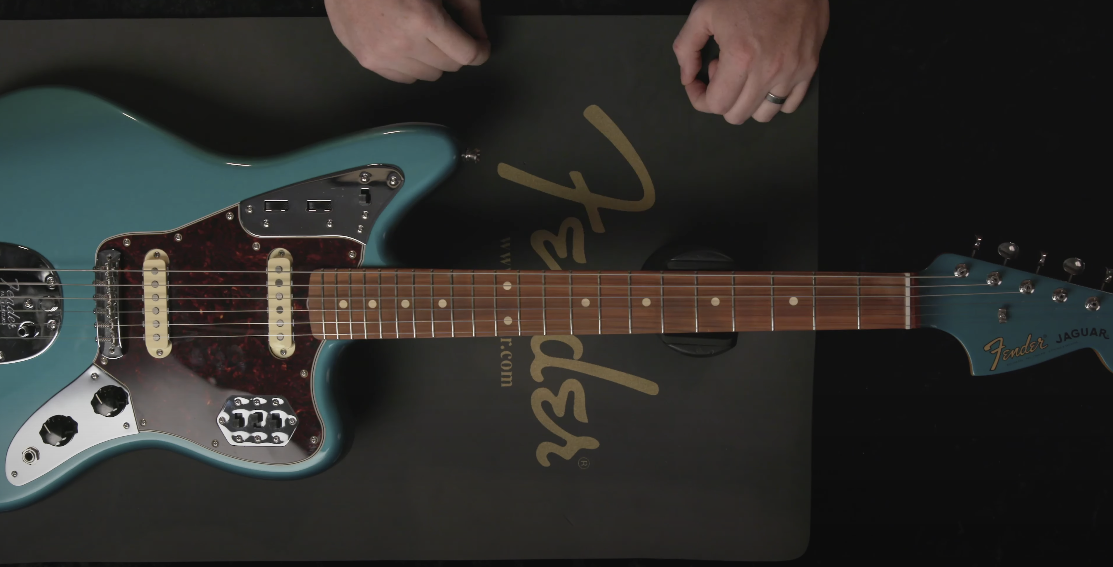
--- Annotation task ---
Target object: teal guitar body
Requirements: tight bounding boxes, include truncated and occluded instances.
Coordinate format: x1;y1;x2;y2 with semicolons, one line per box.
1;88;1109;513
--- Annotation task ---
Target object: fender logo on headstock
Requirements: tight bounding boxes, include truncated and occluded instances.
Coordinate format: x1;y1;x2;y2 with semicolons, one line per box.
984;334;1047;371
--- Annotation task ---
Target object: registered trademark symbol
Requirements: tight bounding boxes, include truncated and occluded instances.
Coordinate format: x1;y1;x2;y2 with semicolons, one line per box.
577;456;590;469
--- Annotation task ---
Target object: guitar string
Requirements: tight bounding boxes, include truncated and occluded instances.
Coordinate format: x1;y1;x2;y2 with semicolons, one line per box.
0;267;971;278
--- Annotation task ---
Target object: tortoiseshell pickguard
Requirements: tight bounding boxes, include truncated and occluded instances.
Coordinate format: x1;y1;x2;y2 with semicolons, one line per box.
94;206;361;465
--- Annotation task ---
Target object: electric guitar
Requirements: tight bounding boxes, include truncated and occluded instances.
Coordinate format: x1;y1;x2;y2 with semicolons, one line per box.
1;88;1110;512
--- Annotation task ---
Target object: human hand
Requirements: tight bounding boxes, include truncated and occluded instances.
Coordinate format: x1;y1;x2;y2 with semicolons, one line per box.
673;0;828;124
324;0;490;83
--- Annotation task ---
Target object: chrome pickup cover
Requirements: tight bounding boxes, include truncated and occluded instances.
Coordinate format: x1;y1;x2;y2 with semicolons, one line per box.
216;395;298;447
0;242;62;365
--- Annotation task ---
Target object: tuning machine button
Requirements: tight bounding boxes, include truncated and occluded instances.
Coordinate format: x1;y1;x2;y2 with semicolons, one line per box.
997;242;1019;266
1063;257;1085;282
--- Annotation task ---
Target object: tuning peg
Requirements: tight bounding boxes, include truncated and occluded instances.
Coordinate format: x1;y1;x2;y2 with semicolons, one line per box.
997;242;1019;266
971;235;983;257
1102;267;1112;291
1036;251;1048;274
1063;257;1085;282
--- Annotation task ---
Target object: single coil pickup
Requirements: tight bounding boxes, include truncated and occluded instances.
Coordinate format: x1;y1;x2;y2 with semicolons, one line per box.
267;248;295;359
142;249;171;358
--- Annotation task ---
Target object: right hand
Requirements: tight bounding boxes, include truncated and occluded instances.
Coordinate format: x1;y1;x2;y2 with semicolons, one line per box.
324;0;491;83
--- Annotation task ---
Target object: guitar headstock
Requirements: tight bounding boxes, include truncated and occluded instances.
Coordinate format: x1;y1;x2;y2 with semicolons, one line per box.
917;237;1112;375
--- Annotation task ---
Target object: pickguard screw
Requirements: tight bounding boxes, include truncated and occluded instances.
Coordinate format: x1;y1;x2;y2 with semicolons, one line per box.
357;225;364;233
233;435;243;442
361;211;368;219
174;233;182;242
310;436;318;444
263;219;270;228
219;417;227;425
10;471;16;478
212;440;219;447
252;242;261;251
300;369;308;378
122;238;131;247
234;399;243;406
386;172;402;188
0;352;5;361
348;251;357;259
100;356;108;365
246;204;254;214
123;422;130;429
91;373;99;380
225;211;234;220
140;419;147;427
359;171;371;183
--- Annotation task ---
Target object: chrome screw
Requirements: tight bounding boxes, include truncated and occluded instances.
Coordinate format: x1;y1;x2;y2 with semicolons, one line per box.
272;398;282;406
252;242;261;251
357;225;364;233
212;440;219;447
327;219;333;228
986;272;1002;286
0;352;4;361
287;417;297;426
46;276;56;290
234;398;243;406
254;434;264;443
462;149;481;163
46;320;58;331
123;238;131;247
91;373;99;380
361;211;369;219
233;435;243;443
310;436;318;444
246;204;254;214
359;171;371;183
10;471;16;478
100;356;108;365
225;211;234;220
253;398;263;406
386;172;402;188
998;307;1008;323
140;419;147;427
174;233;183;242
219;417;227;425
156;349;164;356
300;370;308;378
23;298;33;309
272;434;281;443
123;422;130;429
262;219;270;228
348;250;357;259
280;349;288;356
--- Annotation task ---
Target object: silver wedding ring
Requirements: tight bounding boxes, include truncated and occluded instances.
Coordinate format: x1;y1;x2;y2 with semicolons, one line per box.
765;92;788;105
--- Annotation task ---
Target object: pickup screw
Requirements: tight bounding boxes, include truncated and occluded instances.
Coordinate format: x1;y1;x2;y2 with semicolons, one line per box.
300;369;308;378
971;235;983;257
212;440;219;447
123;238;131;247
157;349;163;356
359;171;371;183
246;204;254;214
280;349;287;356
262;219;270;228
174;233;182;242
91;373;99;380
225;211;234;220
252;242;261;251
462;149;481;163
348;251;357;259
386;172;402;189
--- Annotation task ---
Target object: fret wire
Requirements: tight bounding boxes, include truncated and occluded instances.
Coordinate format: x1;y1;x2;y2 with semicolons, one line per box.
597;271;602;335
377;269;383;339
492;274;497;337
541;271;547;335
769;272;774;332
811;272;816;331
394;272;400;339
659;271;664;333
516;271;522;336
470;272;476;338
361;270;368;339
627;271;632;335
857;272;861;330
731;270;736;332
333;270;341;339
347;270;354;339
693;273;699;333
411;269;417;339
568;272;572;335
429;269;435;339
449;269;455;338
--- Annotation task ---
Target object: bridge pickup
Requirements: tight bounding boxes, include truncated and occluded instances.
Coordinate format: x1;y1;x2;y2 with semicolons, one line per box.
267;248;294;359
143;249;171;358
94;249;123;359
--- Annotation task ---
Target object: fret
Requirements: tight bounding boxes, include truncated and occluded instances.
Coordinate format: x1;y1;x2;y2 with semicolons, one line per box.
600;271;629;335
470;271;476;337
571;271;599;335
772;272;815;332
596;272;602;335
541;271;547;334
659;272;664;333
347;270;355;339
332;270;342;339
630;272;662;334
662;271;696;333
627;272;632;334
432;270;453;338
812;273;816;331
734;273;773;332
730;271;736;332
493;270;518;336
696;272;733;333
856;273;860;330
376;269;383;339
693;273;698;333
517;272;522;335
518;271;544;335
360;270;368;339
448;270;455;337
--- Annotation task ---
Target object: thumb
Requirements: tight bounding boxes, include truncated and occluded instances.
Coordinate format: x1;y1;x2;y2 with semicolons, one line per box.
445;0;491;65
672;13;711;85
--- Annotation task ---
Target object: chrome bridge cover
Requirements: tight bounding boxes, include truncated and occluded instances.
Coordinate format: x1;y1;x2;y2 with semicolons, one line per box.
0;242;62;365
216;395;298;447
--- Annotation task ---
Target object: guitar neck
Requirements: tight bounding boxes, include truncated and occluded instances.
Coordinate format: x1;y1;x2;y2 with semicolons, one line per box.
306;269;917;340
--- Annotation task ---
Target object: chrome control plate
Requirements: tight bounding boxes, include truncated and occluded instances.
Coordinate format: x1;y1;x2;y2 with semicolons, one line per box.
6;365;138;486
216;395;298;447
0;243;62;365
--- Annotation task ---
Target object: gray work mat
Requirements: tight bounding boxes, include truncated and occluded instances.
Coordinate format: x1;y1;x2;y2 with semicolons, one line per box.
0;17;816;561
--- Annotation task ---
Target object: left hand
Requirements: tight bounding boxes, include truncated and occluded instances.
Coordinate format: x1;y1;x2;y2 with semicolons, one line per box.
673;0;829;124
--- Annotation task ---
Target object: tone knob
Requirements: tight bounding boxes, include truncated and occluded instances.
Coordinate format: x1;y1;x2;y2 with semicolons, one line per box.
90;385;129;418
39;415;78;447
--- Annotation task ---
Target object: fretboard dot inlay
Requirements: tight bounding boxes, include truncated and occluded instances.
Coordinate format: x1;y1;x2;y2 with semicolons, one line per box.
503;316;512;325
581;298;590;307
789;297;799;306
368;299;377;309
503;281;512;291
642;298;651;307
401;299;411;308
711;297;720;306
338;300;348;309
438;299;447;308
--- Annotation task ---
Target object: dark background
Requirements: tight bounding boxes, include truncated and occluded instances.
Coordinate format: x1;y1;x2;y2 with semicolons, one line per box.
2;0;1110;565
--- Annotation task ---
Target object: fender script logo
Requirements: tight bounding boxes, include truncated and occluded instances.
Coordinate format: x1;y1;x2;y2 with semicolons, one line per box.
983;334;1047;371
0;278;19;329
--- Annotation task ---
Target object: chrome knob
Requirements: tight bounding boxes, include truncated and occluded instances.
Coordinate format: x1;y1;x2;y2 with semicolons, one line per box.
997;242;1019;265
1063;257;1085;282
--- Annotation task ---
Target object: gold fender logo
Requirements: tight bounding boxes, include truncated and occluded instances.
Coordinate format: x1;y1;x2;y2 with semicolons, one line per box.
983;334;1047;371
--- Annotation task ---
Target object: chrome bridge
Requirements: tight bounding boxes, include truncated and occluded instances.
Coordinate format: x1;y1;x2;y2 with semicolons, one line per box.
0;243;62;365
94;249;123;360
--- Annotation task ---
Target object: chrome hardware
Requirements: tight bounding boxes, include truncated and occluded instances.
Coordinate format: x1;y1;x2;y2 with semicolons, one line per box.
1;243;63;365
246;204;254;214
239;164;403;241
252;242;261;251
1019;280;1034;294
986;272;1002;286
216;395;298;447
998;308;1007;323
1036;251;1047;274
1085;297;1101;311
122;238;130;247
462;149;481;163
21;447;38;464
971;235;983;257
300;369;308;378
94;249;123;360
1103;268;1112;291
997;242;1019;265
174;233;182;242
1053;288;1068;303
310;436;318;445
348;250;357;259
326;219;333;228
954;263;970;278
357;225;363;233
225;211;234;220
1063;257;1084;282
6;365;138;486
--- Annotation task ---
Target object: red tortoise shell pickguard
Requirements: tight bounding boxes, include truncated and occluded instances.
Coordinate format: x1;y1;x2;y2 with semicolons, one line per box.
95;207;361;465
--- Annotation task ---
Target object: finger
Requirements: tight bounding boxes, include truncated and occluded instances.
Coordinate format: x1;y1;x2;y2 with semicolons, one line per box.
416;39;464;72
672;13;710;85
445;0;491;65
722;71;772;125
704;52;749;116
708;58;719;81
779;79;812;114
371;67;418;84
392;57;444;82
428;5;489;66
683;58;720;113
749;82;792;123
